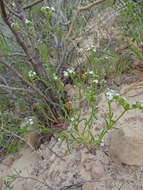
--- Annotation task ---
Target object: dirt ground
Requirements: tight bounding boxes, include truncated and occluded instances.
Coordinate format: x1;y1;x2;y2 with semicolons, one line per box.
1;84;143;190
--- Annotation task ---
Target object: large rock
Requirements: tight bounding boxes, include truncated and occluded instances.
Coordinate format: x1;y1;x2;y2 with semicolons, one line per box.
109;116;143;166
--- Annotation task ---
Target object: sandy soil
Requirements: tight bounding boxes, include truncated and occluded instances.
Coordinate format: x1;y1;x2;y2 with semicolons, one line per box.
1;84;143;190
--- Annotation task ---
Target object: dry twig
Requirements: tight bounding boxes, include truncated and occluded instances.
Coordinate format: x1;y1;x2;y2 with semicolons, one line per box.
65;0;107;41
23;0;45;9
0;84;34;93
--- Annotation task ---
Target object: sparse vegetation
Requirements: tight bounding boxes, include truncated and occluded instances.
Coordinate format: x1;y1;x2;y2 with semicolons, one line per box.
0;0;142;163
0;0;143;189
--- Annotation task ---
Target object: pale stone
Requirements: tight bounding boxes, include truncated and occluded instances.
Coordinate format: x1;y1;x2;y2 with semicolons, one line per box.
82;182;93;190
90;161;104;179
24;130;39;148
109;121;143;166
2;155;15;167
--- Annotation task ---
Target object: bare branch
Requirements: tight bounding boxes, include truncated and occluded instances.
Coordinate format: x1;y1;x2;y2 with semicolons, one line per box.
0;1;33;60
65;0;106;41
0;57;53;104
80;0;106;11
0;74;8;85
1;128;35;151
23;0;45;10
0;0;44;77
0;53;26;57
0;84;34;93
5;4;21;18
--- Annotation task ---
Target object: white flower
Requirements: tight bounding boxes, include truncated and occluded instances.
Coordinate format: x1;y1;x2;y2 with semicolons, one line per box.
71;117;74;122
64;68;75;77
87;46;97;53
27;118;34;125
41;6;55;13
93;79;98;84
105;89;120;101
58;138;61;142
67;68;75;75
53;74;58;80
28;71;36;78
105;90;114;101
25;19;32;26
89;71;94;75
63;71;68;77
51;7;55;12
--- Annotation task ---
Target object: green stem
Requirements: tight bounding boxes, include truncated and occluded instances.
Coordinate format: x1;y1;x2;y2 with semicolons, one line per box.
113;109;127;126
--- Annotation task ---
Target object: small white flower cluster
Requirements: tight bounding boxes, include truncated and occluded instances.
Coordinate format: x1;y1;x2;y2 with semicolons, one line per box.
89;71;94;75
83;70;94;77
28;70;36;78
41;6;55;13
87;45;97;53
54;75;58;80
53;73;58;80
25;19;32;26
26;118;34;125
63;68;75;77
104;56;109;59
83;71;99;80
70;117;74;122
105;89;120;101
92;79;98;84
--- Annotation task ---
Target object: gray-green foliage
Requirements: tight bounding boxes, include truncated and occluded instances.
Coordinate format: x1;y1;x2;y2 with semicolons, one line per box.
119;0;143;61
0;0;98;153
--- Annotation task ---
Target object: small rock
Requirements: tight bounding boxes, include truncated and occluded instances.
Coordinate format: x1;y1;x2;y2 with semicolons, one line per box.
82;182;93;190
2;155;15;167
90;161;104;179
24;130;39;148
84;162;92;171
109;119;143;166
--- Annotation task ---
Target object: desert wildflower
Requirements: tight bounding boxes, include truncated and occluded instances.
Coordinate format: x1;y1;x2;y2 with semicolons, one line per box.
87;45;97;53
28;71;36;78
70;117;74;122
63;68;75;77
105;90;116;101
89;71;94;75
25;19;32;26
53;74;58;80
63;71;68;77
41;6;55;13
92;79;98;84
67;68;75;75
26;118;34;125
